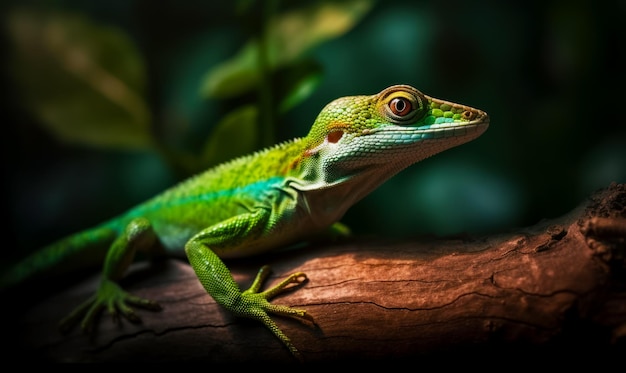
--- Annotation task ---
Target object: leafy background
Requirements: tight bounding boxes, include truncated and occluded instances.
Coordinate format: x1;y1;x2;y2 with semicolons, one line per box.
1;0;625;263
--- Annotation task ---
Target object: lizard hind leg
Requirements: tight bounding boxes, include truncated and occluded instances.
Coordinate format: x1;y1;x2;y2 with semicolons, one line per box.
59;217;163;334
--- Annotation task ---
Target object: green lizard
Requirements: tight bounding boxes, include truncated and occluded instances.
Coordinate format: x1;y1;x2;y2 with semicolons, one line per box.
1;85;489;359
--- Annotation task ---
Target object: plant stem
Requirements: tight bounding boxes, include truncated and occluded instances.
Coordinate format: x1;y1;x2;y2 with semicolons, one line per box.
257;0;278;148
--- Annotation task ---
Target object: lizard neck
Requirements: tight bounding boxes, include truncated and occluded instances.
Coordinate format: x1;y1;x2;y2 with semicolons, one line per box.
286;145;408;228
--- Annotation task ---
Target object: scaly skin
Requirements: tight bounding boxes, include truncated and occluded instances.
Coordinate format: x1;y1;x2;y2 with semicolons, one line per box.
1;85;489;359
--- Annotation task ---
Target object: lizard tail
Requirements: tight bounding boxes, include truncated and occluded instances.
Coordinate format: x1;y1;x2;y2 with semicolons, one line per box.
0;225;116;290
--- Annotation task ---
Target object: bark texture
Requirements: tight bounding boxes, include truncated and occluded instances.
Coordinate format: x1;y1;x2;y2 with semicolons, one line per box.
7;183;626;363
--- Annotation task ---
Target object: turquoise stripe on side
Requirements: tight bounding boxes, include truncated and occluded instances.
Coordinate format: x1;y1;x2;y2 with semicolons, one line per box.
128;176;286;216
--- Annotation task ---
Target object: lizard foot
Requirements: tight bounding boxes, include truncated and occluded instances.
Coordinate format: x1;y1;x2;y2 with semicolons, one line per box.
234;265;314;360
59;278;161;334
243;265;314;323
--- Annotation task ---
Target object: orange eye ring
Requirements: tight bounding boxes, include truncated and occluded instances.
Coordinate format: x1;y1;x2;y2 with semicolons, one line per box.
378;85;427;124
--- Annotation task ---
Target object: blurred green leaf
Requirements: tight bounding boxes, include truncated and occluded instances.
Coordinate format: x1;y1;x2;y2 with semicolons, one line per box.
200;43;260;100
7;9;153;150
201;105;258;168
276;59;323;113
201;0;373;99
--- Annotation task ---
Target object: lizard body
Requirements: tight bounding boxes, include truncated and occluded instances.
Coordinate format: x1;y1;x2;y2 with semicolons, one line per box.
1;85;489;359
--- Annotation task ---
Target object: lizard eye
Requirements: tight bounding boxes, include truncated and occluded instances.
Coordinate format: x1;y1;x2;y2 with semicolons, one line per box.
389;97;412;117
379;86;427;125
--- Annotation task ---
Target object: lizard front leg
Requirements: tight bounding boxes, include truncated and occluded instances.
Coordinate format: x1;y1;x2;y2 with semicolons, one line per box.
59;217;163;333
184;209;314;359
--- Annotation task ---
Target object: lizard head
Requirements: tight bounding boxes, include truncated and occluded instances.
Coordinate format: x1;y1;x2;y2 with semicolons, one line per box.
300;84;490;187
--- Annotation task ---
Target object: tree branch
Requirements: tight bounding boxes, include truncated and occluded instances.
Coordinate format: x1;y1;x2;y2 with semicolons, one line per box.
8;183;626;363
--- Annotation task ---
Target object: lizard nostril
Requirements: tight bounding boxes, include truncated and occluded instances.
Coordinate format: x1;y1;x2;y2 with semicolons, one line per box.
462;110;475;120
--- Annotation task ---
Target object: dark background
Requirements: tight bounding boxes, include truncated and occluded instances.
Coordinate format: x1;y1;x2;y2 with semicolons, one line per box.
1;0;625;265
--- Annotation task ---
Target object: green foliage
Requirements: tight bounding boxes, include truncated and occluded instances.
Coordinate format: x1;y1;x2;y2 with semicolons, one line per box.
6;0;374;173
7;9;152;150
201;0;373;100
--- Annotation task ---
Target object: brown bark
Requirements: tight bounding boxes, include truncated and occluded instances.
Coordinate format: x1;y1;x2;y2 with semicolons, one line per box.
7;183;626;363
